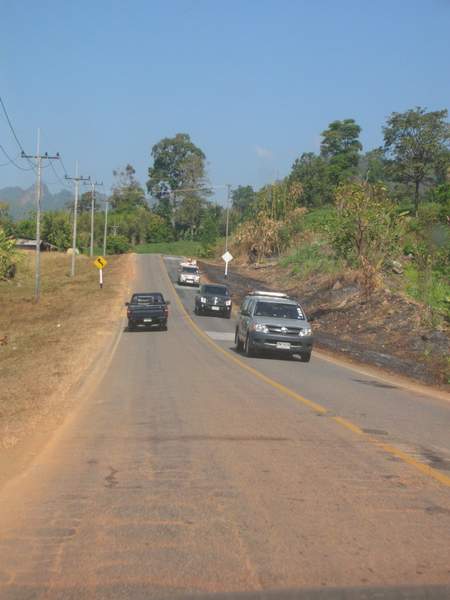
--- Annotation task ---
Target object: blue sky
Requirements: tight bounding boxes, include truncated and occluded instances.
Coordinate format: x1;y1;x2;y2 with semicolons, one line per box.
1;0;449;204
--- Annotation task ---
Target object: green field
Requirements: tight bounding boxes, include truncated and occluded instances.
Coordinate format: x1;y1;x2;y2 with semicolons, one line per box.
133;240;202;256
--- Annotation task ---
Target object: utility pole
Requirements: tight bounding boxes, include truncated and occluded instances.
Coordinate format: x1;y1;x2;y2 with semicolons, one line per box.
103;199;109;256
225;184;231;251
21;130;60;302
65;163;90;277
84;180;103;257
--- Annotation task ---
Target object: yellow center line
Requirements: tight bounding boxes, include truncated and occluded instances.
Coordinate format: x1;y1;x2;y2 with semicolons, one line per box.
161;256;450;489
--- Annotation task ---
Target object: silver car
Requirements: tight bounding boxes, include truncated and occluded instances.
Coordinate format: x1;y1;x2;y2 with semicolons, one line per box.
235;291;313;361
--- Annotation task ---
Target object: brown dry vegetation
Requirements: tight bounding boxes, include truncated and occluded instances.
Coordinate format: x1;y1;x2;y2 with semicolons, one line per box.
0;251;133;464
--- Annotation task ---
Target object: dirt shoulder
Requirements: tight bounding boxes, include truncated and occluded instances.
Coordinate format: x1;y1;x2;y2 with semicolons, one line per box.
0;251;135;486
199;259;449;390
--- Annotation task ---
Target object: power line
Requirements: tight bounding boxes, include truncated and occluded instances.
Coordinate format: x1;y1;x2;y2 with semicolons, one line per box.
0;142;35;171
0;95;37;172
0;150;22;168
49;159;73;190
59;156;70;178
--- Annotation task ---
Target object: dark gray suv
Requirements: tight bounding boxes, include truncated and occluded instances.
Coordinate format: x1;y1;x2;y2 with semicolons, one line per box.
235;291;313;361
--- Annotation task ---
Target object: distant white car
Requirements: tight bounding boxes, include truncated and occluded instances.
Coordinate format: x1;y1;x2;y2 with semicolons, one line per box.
178;262;200;287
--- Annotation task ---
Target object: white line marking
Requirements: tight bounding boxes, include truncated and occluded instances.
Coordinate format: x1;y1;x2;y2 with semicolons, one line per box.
205;331;235;342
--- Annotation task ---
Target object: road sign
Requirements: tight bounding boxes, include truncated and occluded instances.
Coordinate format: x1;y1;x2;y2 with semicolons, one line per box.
222;251;233;263
94;256;108;270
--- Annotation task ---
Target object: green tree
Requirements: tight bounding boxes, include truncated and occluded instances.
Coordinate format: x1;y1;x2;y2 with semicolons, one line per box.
41;211;72;250
147;133;210;231
146;212;174;243
15;213;36;239
321;119;362;186
106;234;130;254
289;152;333;206
331;181;404;295
383;107;450;215
111;164;148;213
79;191;99;213
231;186;255;217
175;194;204;239
198;208;219;256
358;148;388;183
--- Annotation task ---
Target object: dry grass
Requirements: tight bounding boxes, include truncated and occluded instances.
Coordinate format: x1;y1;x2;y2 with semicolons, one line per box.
0;251;133;451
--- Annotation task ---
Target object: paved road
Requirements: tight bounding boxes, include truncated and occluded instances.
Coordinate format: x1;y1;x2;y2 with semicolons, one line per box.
0;254;449;600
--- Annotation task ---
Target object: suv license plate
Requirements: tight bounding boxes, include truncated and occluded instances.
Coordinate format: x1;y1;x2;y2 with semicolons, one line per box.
144;318;152;323
212;306;220;311
277;342;291;350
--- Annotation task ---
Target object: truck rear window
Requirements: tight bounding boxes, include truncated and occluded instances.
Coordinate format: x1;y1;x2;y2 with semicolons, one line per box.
131;294;164;305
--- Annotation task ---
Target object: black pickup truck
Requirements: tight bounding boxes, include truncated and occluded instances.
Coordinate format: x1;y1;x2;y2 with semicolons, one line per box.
194;284;232;318
126;293;170;331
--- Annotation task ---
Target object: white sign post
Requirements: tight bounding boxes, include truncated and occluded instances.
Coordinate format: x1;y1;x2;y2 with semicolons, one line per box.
222;251;233;278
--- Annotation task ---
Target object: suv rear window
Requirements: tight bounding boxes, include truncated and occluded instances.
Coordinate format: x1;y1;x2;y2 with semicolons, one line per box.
254;301;304;319
182;267;198;273
203;285;229;296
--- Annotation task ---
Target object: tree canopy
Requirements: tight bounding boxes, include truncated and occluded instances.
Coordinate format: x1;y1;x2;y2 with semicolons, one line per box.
383;107;450;214
110;164;148;213
320;118;362;186
147;133;208;198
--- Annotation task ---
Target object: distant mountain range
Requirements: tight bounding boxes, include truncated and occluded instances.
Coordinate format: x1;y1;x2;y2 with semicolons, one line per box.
0;185;106;219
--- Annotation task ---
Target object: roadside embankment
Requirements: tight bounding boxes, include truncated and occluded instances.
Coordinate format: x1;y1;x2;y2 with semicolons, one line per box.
0;252;134;484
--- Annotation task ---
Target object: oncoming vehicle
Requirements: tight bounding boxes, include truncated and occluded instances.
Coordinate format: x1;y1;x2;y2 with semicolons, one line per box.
194;284;232;318
126;292;170;331
178;260;200;287
235;291;313;361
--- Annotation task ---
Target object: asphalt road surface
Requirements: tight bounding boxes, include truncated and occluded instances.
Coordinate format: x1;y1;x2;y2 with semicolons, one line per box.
0;254;449;600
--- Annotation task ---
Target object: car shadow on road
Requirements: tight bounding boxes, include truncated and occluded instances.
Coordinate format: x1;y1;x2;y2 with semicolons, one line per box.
123;327;168;333
228;346;304;363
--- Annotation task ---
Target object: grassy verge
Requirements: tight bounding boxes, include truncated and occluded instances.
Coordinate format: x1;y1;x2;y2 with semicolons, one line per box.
279;240;343;280
0;251;133;455
404;263;450;323
134;240;202;255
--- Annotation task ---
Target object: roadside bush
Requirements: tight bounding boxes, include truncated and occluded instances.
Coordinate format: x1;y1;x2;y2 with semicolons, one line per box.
331;181;404;295
0;227;18;280
405;202;450;323
42;211;72;251
106;235;130;254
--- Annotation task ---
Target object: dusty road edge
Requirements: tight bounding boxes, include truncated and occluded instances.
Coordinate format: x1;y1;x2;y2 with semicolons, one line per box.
0;255;136;491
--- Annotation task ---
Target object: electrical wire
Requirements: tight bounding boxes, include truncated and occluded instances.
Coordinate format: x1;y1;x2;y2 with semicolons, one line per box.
49;159;73;190
58;156;70;178
0;142;35;171
0;95;37;172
